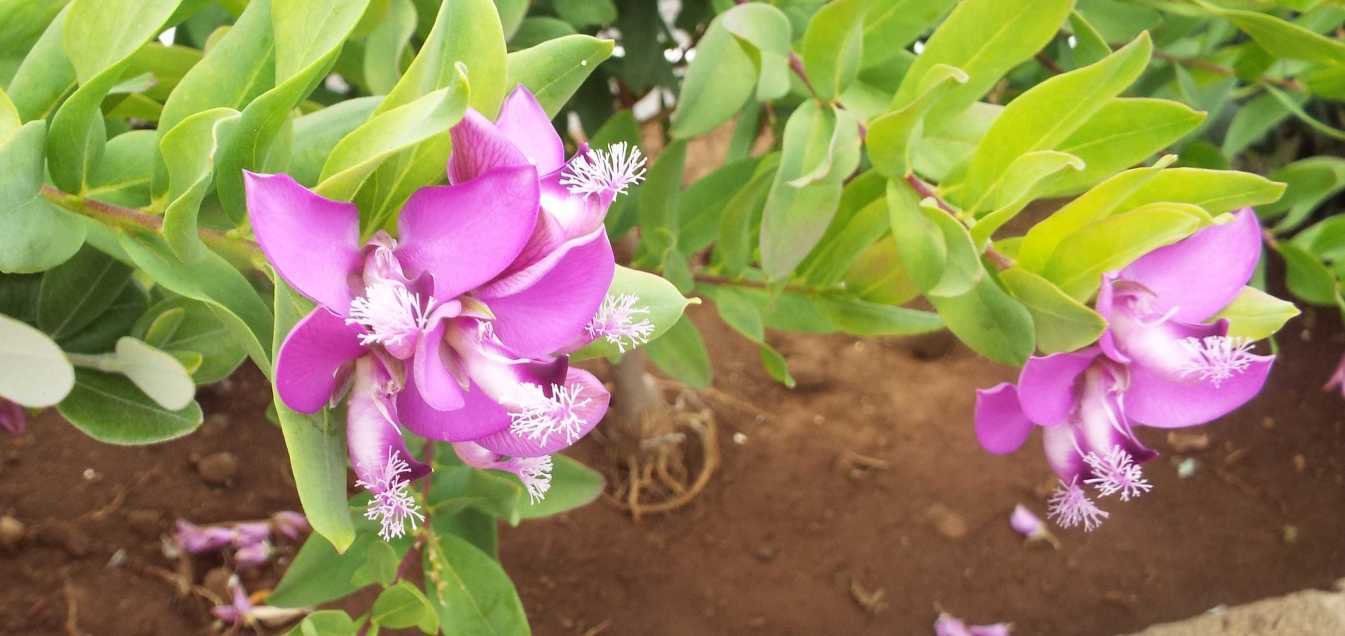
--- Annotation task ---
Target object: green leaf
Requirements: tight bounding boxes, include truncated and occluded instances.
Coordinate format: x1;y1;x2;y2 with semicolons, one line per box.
286;611;357;636
6;5;76;122
350;540;400;588
1194;0;1345;66
1000;267;1107;354
704;285;765;342
85;130;158;207
722;3;793;101
890;0;1074;129
638;139;686;266
357;0;506;231
0;313;74;408
645;316;713;389
570;266;693;362
271;278;355;552
669;13;756;139
132;296;248;384
270;513;412;608
886;179;947;292
718;154;780;277
363;0;416;95
58;368;202;444
1117;168;1287;215
371;582;439;633
509;17;576;50
159;107;241;261
860;0;958;69
954;34;1153;215
867;64;969;179
118;233;272;373
842;237;923;305
432;508;498;558
422;532;528;636
1265;85;1345;142
921;198;983;298
505;35;613;118
92;337;196;411
816;295;943;337
1017;157;1175;272
679;157;764;254
0;121;87;273
799;172;888;286
58;282;148;355
495;0;527;38
38;244;132;340
1212;286;1299;341
802;0;866;99
929;276;1035;366
1278;242;1338;306
1044;98;1205;197
760;103;861;280
518;455;604;519
969;150;1086;248
315;80;470;201
1222;91;1296;159
1042;203;1207;300
48;0;182;192
1265;157;1345;232
1066;10;1111;66
553;0;615;28
288;96;383;186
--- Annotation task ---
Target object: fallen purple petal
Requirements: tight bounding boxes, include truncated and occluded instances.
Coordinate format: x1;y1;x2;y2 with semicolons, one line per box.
0;399;25;436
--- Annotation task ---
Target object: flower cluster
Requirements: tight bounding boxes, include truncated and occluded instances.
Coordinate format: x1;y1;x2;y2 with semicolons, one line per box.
245;86;649;542
975;211;1275;530
173;511;308;569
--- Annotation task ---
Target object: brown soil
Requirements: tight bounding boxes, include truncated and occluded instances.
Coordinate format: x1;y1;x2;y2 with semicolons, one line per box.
3;302;1345;636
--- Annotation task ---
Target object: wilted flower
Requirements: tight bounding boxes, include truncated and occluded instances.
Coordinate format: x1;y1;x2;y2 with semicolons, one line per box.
1009;504;1059;548
270;511;309;541
211;577;253;626
174;520;233;554
234;540;273;569
0;399;24;436
975;212;1275;530
1325;351;1345;399
934;612;1012;636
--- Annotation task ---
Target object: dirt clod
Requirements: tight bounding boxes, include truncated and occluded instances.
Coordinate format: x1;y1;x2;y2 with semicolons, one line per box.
35;521;90;558
125;509;163;539
925;504;968;540
196;451;238;486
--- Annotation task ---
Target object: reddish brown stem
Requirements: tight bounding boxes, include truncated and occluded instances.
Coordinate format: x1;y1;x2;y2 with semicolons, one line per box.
903;175;1014;270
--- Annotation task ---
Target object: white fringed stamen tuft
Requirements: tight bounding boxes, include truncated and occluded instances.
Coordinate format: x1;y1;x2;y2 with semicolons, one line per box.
1047;478;1109;532
347;281;433;349
1083;446;1153;501
560;142;647;198
1177;335;1255;387
355;448;424;541
510;455;554;504
508;383;592;446
585;293;654;352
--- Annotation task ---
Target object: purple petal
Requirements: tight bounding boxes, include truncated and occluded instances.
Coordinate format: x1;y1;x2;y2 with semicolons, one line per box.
396;164;540;301
398;370;512;442
234;540;272;568
1119;209;1262;323
448;110;534;184
275;308;366;414
540;166;609;239
1009;504;1042;537
1016;349;1098;426
346;358;429;485
1126;355;1274;428
473;368;610;457
934;614;973;636
1075;364;1156;462
0;399;26;435
476;228;616;359
231;522;271;548
412;304;466;411
496;85;566;175
1042;424;1086;482
974;383;1033;454
174;520;233;554
270;511;309;541
244;172;361;312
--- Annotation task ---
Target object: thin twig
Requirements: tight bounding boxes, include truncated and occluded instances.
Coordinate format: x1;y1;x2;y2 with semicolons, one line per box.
1147;48;1304;92
1035;52;1065;75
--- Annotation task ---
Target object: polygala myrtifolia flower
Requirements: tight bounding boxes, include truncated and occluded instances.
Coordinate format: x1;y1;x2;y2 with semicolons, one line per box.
245;84;648;541
975;210;1275;531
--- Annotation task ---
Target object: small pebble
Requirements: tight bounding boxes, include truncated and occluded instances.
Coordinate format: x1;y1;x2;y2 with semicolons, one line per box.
1167;431;1211;452
1176;457;1200;479
753;545;777;563
197;452;239;486
1293;454;1307;473
1283;525;1299;544
925;503;968;540
0;515;25;549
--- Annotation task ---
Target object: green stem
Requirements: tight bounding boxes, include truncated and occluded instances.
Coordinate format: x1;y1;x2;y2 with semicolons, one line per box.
39;185;265;271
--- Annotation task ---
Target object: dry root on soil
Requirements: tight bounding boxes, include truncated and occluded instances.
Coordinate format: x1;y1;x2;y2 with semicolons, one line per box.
598;381;725;520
